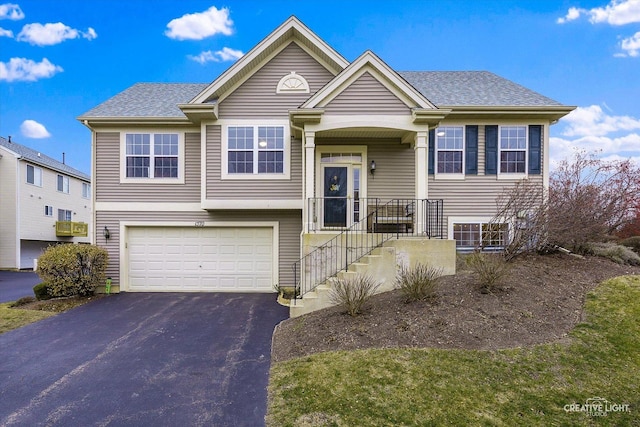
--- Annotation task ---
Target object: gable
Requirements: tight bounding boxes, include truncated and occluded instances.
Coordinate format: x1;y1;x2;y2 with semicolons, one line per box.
322;71;411;115
218;42;335;119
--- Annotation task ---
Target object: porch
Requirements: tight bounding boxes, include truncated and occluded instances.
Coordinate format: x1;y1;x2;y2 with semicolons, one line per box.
289;198;455;316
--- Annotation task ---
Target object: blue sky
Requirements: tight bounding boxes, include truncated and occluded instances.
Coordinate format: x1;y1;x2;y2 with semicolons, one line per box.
1;0;639;175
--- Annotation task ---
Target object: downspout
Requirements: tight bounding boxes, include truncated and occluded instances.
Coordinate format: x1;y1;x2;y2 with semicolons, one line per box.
291;122;306;241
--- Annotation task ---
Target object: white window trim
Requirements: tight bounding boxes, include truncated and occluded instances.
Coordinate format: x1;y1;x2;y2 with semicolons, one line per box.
44;205;53;217
119;130;185;184
221;120;291;180
497;124;528;180
82;182;91;199
448;216;511;250
26;164;43;187
58;208;72;221
57;174;70;194
434;126;465;181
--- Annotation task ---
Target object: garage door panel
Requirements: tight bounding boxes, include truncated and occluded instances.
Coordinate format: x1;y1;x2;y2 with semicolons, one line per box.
128;226;273;292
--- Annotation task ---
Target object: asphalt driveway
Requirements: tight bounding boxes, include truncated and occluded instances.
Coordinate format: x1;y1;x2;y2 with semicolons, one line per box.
0;270;41;303
0;292;289;426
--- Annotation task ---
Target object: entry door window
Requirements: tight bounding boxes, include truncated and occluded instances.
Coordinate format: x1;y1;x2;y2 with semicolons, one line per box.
323;166;348;227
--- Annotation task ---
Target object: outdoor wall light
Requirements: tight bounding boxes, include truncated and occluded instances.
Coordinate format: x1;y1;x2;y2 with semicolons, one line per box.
370;160;376;176
103;226;110;240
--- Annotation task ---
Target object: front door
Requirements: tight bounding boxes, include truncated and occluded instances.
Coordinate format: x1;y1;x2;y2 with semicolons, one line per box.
323;166;348;227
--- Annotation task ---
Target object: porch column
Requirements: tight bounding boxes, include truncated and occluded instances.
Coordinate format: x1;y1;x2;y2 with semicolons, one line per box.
304;131;316;232
414;131;428;234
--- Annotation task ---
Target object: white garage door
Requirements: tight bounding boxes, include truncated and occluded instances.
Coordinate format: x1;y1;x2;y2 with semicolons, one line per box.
127;227;274;292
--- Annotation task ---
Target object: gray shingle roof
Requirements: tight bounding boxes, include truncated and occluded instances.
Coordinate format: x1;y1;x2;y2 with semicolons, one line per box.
399;71;563;107
81;72;564;119
0;136;90;181
80;83;208;118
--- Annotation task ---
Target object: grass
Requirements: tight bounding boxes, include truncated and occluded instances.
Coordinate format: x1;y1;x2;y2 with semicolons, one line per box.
267;276;640;426
0;295;101;334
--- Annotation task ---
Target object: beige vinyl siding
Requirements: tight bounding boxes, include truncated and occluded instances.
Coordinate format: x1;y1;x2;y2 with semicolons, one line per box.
218;42;335;119
96;210;301;287
429;175;544;239
205;125;303;200
322;72;411;115
0;154;17;268
95;131;201;202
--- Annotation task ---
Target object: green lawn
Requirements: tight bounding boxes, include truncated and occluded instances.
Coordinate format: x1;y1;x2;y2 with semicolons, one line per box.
267;276;639;426
0;302;56;334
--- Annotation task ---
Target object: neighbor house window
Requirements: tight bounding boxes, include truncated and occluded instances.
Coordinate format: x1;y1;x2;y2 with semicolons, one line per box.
82;182;91;199
57;209;72;221
57;174;70;193
26;164;42;186
453;222;508;250
125;133;179;178
225;125;286;176
499;126;527;174
436;126;464;174
44;205;53;217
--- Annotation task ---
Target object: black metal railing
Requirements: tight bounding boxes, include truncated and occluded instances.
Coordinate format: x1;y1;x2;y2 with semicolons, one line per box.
292;198;444;302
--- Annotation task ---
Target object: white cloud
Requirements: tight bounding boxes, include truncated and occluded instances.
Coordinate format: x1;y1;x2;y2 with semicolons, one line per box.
550;104;640;167
0;26;12;37
558;0;640;25
17;22;97;46
165;6;233;40
557;7;583;24
188;47;243;63
0;3;24;20
619;31;640;56
0;57;63;82
20;120;51;138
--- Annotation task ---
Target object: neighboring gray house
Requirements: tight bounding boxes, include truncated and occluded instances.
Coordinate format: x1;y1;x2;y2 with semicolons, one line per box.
0;136;91;269
79;17;574;314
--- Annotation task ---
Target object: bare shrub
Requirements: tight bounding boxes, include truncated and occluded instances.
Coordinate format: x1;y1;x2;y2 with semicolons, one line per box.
329;274;380;316
464;252;511;293
395;263;441;302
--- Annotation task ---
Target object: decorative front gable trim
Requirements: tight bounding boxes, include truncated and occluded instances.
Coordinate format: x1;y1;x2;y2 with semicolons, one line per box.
300;50;437;111
188;16;348;106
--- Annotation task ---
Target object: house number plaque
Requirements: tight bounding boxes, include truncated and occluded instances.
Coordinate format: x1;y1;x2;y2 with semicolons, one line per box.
194;221;205;227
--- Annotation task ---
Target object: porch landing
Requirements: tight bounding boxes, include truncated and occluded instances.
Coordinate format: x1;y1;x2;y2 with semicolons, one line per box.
289;238;456;317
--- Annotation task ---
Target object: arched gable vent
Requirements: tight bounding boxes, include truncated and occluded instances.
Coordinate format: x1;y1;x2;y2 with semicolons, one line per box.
276;72;310;94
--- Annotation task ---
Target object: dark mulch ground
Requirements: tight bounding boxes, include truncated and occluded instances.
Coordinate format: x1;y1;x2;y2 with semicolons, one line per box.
272;253;640;362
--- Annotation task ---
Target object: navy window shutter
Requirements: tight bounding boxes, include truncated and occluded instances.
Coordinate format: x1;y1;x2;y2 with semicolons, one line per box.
485;125;498;175
428;129;435;174
465;125;478;175
528;125;542;175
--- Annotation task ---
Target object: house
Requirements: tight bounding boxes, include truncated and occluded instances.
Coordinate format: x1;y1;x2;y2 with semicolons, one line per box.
0;136;92;270
78;17;574;314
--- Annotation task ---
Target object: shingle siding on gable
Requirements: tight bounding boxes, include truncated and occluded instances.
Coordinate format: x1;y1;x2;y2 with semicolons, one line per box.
218;43;335;119
94;131;201;202
205;125;303;200
323;72;411;115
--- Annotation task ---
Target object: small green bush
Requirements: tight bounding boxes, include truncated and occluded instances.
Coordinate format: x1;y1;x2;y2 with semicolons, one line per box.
329;274;380;317
395;263;441;302
620;236;640;254
37;244;109;297
585;242;640;265
464;252;511;293
33;282;51;300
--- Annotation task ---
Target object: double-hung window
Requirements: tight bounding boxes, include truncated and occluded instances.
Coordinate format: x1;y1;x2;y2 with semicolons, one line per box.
57;175;70;193
124;133;179;179
57;209;72;221
224;124;287;178
82;182;91;199
436;126;464;174
26;164;42;186
499;126;527;174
